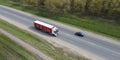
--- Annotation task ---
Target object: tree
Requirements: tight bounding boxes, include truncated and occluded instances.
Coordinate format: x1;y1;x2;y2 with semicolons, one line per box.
44;0;70;13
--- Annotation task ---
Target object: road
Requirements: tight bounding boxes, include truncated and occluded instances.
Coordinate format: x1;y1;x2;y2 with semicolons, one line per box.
0;29;54;60
0;5;120;60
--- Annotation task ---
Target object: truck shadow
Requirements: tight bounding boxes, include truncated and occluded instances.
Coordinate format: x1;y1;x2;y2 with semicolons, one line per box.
29;26;54;37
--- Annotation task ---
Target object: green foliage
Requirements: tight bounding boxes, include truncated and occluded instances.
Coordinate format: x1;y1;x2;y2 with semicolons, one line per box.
70;0;87;13
44;0;71;13
8;0;120;20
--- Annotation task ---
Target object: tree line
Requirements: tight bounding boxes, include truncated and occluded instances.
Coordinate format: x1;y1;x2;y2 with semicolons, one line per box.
10;0;120;21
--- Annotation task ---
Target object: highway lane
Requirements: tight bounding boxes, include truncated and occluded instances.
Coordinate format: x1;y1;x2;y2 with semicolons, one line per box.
0;6;120;60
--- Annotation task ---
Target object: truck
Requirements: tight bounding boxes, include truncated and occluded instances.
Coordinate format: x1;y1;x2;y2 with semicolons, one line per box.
34;20;59;36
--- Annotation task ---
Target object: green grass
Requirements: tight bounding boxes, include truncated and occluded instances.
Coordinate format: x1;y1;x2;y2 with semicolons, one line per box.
0;33;42;60
0;19;88;60
0;0;120;40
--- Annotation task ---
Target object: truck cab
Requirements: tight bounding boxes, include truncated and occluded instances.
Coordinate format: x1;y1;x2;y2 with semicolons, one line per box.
52;27;59;36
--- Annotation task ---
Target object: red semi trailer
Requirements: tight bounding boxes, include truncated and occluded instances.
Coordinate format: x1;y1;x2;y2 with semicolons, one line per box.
34;20;59;36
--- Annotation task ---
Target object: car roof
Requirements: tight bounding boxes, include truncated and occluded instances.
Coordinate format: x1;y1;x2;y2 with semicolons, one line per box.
76;32;82;33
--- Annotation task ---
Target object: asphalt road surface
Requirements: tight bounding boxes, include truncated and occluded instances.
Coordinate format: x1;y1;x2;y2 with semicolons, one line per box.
0;5;120;60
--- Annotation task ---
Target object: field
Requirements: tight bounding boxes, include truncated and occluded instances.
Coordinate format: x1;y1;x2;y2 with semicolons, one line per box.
0;0;120;40
0;33;42;60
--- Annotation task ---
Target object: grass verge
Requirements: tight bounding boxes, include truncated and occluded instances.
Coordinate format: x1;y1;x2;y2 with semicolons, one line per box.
0;33;42;60
0;0;120;40
0;19;88;60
